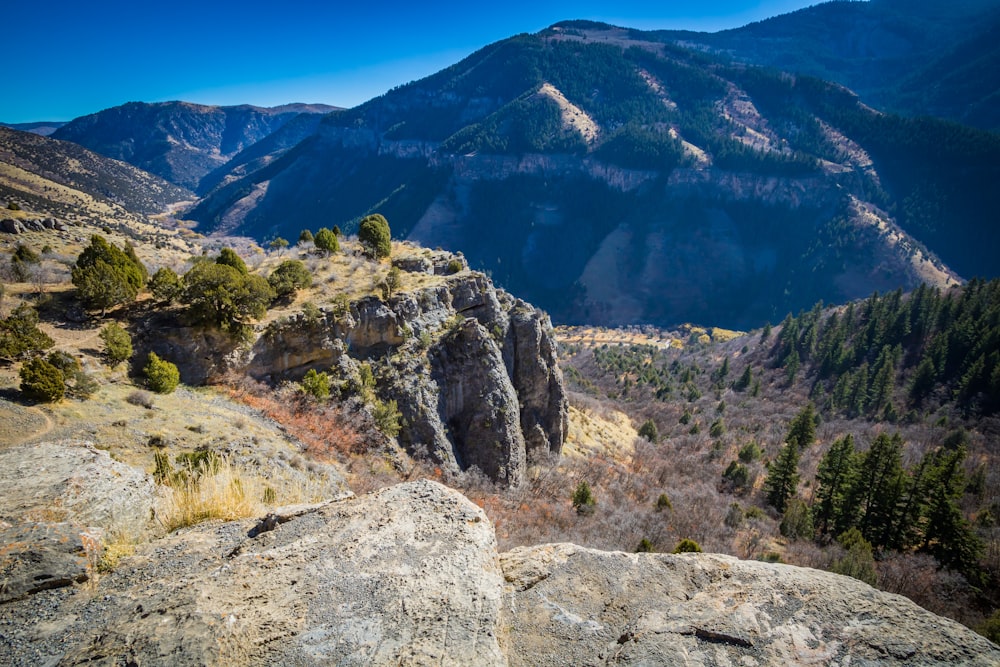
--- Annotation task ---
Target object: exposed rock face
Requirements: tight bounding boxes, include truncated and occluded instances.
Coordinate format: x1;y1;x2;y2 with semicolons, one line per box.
501;543;1000;665
430;318;526;485
2;481;996;666
0;441;163;606
144;271;568;487
0;440;162;533
0;480;505;666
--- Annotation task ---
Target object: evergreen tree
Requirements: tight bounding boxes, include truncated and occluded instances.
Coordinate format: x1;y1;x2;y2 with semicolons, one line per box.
143;352;179;394
812;434;858;536
298;229;314;245
71;235;145;314
99;322;132;365
358;214;392;259
765;442;801;513
19;355;65;402
786;403;817;451
268;260;312;299
314;227;339;253
216;247;248;275
0;304;54;360
850;432;906;549
920;446;984;579
181;262;274;335
733;364;753;391
149;266;183;303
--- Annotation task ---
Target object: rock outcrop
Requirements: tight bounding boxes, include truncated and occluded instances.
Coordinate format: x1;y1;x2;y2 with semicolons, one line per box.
501;543;1000;665
143;270;569;487
0;441;164;605
2;480;996;666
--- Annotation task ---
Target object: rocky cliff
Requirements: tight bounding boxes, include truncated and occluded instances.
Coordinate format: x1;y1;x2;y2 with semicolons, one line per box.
2;474;997;666
140;267;568;488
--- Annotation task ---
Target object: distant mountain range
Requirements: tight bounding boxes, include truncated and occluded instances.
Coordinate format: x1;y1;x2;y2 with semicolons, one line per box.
0;127;191;225
661;0;1000;131
0;121;66;137
51;102;338;191
180;23;997;328
5;3;1000;329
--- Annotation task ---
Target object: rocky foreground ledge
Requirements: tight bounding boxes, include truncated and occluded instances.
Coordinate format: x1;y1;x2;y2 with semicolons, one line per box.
2;473;998;665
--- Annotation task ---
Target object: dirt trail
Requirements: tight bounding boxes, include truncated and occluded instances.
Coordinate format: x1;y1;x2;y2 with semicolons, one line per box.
0;401;54;447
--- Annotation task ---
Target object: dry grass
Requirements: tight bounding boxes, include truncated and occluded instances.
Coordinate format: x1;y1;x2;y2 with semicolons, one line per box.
158;456;270;532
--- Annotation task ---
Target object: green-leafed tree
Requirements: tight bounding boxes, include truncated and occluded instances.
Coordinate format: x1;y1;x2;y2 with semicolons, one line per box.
849;432;906;549
786;403;817;451
313;227;339;253
733;365;753;391
298;229;314;245
268;260;312;300
144;352;179;394
0;304;54;360
181;261;274;336
71;235;146;315
764;442;801;514
45;351;97;399
149;267;183;303
358;214;391;259
638;419;658;443
99;322;132;365
19;356;64;402
300;369;330;401
830;527;877;586
919;445;984;579
123;242;149;284
572;481;596;515
216;247;248;275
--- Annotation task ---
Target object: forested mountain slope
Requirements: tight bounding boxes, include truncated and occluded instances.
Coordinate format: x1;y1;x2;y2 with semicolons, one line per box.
184;24;1000;329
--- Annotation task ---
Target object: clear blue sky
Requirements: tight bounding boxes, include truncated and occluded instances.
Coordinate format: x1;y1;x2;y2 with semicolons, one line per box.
3;0;824;123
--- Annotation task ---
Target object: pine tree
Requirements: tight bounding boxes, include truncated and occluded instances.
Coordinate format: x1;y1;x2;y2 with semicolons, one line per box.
765;442;800;513
733;365;753;391
920;446;984;579
812;434;858;536
786;403;817;451
850;432;905;549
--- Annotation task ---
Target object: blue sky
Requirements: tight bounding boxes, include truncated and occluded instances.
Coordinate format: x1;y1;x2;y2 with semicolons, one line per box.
4;0;824;123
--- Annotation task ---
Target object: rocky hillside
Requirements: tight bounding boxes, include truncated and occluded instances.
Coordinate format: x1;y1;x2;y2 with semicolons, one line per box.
2;468;997;666
660;0;1000;131
182;23;1000;330
133;247;567;487
52;102;337;191
0;127;192;221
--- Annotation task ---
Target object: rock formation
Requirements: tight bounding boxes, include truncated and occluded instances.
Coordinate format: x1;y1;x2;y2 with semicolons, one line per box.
2;477;997;666
142;269;569;488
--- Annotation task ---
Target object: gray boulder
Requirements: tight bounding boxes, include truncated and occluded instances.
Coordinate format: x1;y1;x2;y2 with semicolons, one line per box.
501;543;1000;666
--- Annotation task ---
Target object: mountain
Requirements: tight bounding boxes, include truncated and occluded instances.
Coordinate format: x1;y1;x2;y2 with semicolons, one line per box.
51;101;338;192
186;24;1000;330
0;121;67;137
0;126;192;224
659;0;1000;130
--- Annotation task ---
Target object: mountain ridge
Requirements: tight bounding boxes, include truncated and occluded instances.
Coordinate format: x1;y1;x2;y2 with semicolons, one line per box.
51;101;338;191
179;25;988;330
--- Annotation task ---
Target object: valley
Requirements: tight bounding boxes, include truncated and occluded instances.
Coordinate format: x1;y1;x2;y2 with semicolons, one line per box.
2;0;1000;662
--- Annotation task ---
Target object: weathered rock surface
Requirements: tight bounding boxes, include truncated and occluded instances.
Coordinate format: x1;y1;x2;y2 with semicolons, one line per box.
144;270;568;487
0;480;505;666
500;543;1000;666
0;521;99;603
0;441;164;606
1;481;996;666
0;440;162;532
